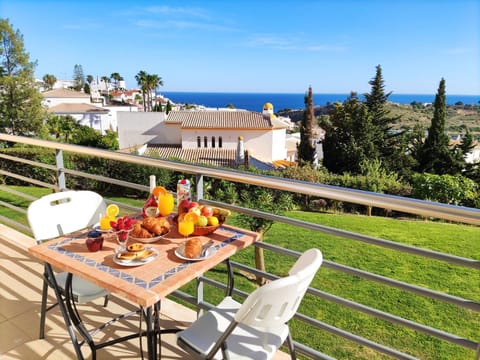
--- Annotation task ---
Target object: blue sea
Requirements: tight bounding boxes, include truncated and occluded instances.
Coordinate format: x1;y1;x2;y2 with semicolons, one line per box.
161;92;479;112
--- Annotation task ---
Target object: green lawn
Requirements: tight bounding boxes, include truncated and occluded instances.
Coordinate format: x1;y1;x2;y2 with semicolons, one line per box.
1;186;478;359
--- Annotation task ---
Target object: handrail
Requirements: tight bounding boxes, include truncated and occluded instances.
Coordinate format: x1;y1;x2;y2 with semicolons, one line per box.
1;134;479;225
0;133;478;360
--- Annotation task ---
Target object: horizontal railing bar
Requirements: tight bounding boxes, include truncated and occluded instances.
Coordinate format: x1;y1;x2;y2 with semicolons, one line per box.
0;169;58;190
0;200;27;214
1;135;479;225
0;215;31;234
0;185;39;202
208;201;479;269
63;168;150;193
323;260;480;311
0;153;58;171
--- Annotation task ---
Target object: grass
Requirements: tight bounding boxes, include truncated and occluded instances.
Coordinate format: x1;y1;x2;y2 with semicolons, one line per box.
1;186;478;359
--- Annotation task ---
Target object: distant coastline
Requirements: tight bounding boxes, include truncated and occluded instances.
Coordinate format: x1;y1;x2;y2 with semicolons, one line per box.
162;92;480;112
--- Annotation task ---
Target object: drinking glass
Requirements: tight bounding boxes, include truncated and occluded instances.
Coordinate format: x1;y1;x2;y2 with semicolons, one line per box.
158;192;174;217
114;229;132;253
178;219;194;240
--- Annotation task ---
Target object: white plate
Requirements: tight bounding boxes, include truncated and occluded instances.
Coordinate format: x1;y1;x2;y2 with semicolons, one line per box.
113;247;158;266
175;243;216;261
129;229;171;243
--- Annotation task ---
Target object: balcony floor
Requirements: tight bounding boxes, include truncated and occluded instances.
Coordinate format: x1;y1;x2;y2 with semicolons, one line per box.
0;225;289;359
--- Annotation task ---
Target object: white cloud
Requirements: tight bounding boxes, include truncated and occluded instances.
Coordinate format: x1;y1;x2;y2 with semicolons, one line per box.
245;34;347;52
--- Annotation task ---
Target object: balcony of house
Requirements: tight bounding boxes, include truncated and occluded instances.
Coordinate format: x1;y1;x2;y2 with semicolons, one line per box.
0;134;479;360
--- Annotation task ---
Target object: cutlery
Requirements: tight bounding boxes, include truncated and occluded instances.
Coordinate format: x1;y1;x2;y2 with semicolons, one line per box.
200;240;215;257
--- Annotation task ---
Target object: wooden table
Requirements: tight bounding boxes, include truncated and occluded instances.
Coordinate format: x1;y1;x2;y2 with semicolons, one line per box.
29;221;260;360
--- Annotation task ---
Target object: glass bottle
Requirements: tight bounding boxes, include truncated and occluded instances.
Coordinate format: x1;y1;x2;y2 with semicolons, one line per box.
142;175;159;218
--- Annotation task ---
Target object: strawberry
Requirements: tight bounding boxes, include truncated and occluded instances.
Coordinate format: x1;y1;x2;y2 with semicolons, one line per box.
117;218;125;230
110;220;118;230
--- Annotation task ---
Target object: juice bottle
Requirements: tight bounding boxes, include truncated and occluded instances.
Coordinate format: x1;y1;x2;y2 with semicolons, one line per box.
142;175;159;218
177;179;191;215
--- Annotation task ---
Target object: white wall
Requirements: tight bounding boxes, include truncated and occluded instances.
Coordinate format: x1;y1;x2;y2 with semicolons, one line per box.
104;104;138;132
117;112;172;149
271;128;287;160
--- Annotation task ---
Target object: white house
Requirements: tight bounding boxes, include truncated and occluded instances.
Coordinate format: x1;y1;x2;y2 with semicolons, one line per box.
42;88;121;134
117;103;290;169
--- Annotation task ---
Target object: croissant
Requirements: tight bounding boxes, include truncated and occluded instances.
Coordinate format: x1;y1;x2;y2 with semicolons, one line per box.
142;217;157;233
184;238;202;259
131;223;152;238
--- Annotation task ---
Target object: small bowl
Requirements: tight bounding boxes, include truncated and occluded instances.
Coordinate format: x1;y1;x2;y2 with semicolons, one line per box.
86;235;104;252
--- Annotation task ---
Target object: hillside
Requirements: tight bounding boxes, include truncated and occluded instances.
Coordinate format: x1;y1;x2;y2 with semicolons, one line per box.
278;103;480;138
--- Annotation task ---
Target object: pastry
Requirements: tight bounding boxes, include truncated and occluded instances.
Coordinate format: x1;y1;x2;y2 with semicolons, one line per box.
127;243;145;252
131;223;153;238
117;251;136;261
184;238;202;259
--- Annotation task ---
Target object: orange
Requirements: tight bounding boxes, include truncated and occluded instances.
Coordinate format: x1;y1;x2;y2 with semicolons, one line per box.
184;212;199;224
106;204;119;219
152;186;168;198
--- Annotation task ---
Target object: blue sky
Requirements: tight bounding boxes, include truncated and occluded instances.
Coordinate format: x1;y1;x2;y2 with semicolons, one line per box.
2;0;479;94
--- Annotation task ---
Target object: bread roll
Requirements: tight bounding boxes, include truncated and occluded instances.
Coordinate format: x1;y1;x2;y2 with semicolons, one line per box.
184;238;202;259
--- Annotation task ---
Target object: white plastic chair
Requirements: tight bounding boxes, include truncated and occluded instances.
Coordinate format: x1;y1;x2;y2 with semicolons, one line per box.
177;248;323;360
27;190;110;339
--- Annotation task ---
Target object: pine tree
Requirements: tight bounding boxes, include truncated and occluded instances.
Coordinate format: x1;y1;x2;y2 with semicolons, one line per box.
297;86;316;165
321;93;376;174
0;19;43;136
73;64;85;91
417;78;455;174
363;65;408;173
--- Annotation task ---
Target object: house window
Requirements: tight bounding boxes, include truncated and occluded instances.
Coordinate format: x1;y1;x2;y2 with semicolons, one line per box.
212;136;216;148
197;136;201;148
204;136;208;148
219;136;223;148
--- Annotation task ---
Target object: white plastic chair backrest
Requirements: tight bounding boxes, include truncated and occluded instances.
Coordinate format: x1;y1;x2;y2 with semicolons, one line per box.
27;191;106;242
234;248;322;328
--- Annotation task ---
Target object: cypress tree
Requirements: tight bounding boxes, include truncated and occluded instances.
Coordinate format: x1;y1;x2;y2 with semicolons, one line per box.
297;86;316;165
417;78;455;174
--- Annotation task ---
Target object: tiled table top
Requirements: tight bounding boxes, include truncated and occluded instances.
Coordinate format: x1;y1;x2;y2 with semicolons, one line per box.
29;223;260;307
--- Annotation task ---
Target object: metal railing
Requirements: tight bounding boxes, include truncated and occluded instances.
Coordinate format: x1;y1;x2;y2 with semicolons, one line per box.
0;134;479;360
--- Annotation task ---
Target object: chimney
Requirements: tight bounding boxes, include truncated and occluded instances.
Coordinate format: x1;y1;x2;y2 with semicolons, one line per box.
236;136;244;166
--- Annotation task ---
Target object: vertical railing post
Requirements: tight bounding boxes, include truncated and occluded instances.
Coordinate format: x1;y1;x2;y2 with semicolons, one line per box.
55;149;66;191
195;174;204;201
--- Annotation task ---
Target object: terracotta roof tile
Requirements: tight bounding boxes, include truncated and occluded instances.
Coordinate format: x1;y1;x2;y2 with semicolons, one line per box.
48;103;109;113
42;88;90;98
144;145;237;168
166;111;273;129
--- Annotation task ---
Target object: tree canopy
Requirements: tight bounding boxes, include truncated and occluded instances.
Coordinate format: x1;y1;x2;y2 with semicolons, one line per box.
0;18;44;136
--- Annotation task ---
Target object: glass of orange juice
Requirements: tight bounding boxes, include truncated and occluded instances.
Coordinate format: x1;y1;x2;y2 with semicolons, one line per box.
158;192;174;217
178;219;194;239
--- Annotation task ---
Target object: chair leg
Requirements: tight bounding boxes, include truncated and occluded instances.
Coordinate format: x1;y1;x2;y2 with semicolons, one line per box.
286;332;297;360
39;276;49;339
103;294;109;307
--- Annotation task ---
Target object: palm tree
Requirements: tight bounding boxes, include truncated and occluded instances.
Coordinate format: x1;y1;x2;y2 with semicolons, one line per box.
135;71;148;111
148;74;163;110
110;72;122;89
86;75;94;85
42;74;57;90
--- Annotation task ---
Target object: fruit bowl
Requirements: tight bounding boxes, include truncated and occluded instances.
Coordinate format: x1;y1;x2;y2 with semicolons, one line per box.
192;222;225;236
173;215;225;236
